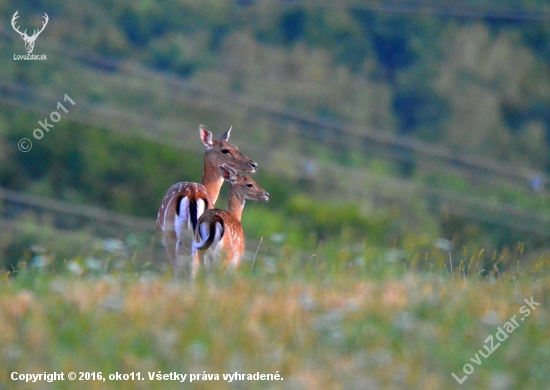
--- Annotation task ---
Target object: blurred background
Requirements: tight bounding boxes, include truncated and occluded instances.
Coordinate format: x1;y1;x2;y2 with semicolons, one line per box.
1;0;550;272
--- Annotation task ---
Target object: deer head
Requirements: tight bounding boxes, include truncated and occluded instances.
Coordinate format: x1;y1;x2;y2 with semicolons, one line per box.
200;125;258;174
219;164;270;203
12;11;49;54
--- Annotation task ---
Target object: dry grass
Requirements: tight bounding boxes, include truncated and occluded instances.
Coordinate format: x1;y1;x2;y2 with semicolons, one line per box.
1;247;550;390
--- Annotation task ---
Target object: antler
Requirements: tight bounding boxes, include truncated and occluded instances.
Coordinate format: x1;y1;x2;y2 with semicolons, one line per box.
11;11;48;40
30;13;49;39
11;11;28;39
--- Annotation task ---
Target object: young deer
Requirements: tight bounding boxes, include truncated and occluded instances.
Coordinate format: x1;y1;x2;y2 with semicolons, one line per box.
192;164;269;275
156;125;257;275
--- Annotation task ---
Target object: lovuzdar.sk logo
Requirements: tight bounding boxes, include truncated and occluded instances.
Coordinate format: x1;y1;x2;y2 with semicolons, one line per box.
11;10;48;60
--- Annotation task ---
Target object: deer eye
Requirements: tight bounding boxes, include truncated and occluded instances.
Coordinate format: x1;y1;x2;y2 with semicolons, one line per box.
246;184;253;188
221;149;230;154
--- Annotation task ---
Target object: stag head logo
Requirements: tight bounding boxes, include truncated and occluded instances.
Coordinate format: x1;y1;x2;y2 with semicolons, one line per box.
11;11;49;54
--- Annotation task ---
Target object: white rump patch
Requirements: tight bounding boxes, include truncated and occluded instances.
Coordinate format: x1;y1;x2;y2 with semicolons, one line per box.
213;222;223;245
174;197;189;240
197;198;206;217
199;222;210;242
194;220;224;252
192;222;211;250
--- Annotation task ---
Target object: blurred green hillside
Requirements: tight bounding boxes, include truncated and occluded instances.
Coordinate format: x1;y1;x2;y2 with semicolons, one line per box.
1;0;550;268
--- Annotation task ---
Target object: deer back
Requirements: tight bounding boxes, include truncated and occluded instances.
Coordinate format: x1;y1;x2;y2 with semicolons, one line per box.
194;209;244;267
157;182;213;238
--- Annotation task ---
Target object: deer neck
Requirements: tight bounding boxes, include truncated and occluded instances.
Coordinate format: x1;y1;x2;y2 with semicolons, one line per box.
200;153;224;204
227;188;245;221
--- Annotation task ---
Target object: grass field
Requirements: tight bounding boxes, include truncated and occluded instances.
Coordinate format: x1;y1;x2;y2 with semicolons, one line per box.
1;243;549;390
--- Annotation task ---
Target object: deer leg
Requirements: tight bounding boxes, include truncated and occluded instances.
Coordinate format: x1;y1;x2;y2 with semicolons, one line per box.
176;232;197;280
162;233;179;270
223;249;242;274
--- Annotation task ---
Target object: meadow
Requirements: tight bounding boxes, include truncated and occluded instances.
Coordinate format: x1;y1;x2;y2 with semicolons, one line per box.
1;240;549;390
2;1;550;389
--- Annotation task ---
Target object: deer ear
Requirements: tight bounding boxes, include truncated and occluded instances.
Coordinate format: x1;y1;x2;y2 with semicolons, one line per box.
200;125;213;148
218;126;232;141
218;164;238;182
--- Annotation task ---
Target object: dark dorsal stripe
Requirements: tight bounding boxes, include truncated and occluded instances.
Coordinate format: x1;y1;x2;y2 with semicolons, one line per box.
189;198;198;232
175;195;209;232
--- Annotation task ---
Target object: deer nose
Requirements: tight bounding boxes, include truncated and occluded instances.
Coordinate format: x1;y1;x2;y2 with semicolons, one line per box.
264;192;270;199
249;161;258;170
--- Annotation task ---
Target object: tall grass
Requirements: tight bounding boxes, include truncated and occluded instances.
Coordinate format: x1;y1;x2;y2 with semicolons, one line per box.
1;240;549;389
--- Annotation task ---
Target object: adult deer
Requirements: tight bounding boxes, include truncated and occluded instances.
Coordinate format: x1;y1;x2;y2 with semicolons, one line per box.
192;164;269;276
156;125;257;276
11;11;49;54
